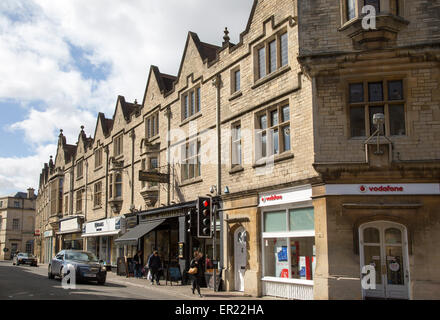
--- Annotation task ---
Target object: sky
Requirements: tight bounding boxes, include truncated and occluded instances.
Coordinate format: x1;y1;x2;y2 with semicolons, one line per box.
0;0;254;196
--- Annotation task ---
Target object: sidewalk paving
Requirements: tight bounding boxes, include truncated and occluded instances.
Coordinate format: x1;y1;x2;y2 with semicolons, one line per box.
39;263;280;300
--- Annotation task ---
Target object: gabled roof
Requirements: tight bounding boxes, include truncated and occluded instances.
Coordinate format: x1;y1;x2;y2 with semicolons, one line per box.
64;144;76;163
113;96;140;122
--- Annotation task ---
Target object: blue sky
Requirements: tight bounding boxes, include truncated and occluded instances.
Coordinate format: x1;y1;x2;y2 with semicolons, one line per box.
0;0;253;195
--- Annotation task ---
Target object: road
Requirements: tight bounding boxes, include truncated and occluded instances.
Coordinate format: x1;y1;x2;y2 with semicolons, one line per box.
0;260;193;300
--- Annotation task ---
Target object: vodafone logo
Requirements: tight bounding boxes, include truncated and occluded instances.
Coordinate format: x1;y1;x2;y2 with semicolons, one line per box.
261;195;283;203
359;185;405;193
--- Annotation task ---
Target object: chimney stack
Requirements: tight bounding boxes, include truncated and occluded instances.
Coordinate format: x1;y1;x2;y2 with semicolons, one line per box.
27;188;35;199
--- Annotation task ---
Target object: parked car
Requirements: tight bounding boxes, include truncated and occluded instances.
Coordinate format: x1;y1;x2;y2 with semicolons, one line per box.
13;252;38;266
48;250;106;285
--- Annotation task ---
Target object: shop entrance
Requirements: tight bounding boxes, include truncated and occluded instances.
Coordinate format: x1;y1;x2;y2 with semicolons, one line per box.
234;227;247;292
359;221;410;300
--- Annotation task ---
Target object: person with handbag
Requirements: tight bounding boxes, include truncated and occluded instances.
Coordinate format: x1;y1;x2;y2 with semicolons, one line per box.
188;250;203;297
147;250;162;285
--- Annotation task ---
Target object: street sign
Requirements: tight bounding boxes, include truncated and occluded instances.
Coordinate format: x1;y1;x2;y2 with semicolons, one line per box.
138;170;169;183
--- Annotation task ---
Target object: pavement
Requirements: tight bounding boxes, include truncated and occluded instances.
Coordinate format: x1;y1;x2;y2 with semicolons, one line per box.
0;260;279;300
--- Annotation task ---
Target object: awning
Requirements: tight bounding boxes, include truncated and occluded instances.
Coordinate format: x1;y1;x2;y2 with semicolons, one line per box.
81;230;121;238
114;219;166;246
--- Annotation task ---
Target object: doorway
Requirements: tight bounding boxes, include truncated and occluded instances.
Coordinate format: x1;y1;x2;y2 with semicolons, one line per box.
234;227;247;292
359;221;410;300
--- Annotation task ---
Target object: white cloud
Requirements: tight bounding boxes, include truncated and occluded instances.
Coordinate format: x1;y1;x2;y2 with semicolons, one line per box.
0;0;254;195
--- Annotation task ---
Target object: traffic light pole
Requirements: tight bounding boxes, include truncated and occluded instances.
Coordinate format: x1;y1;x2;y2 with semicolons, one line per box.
213;204;217;292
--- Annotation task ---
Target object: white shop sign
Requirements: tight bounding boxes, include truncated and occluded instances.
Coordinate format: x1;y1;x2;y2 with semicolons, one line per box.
83;217;121;237
44;230;53;238
60;218;80;233
325;183;440;196
259;185;312;207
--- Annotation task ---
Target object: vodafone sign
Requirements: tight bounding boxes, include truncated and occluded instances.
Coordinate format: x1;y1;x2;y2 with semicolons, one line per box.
326;184;440;196
259;185;312;207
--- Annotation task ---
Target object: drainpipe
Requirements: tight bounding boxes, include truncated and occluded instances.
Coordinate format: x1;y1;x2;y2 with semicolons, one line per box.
85;160;88;222
104;146;109;219
166;106;172;206
130;130;135;207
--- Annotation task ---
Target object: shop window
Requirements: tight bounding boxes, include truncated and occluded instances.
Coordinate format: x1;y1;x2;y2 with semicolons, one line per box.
264;211;287;232
181;139;201;181
182;86;201;121
256;104;291;161
348;80;406;137
231;123;242;168
263;207;315;281
255;31;288;81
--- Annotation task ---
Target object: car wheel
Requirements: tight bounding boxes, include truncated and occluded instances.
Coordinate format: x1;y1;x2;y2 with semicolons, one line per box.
48;265;55;279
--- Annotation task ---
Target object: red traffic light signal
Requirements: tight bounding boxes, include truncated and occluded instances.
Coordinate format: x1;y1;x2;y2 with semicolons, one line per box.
197;197;212;239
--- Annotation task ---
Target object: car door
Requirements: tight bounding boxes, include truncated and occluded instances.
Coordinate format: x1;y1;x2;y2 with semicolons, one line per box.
53;251;64;274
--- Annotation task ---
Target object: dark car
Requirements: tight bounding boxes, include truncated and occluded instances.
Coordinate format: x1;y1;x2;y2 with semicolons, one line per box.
48;250;106;285
13;253;38;266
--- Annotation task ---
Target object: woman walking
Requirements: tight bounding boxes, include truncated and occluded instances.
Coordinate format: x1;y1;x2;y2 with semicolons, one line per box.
189;251;203;298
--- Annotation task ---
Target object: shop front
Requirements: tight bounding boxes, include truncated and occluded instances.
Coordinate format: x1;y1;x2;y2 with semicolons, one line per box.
312;182;440;300
259;185;316;300
58;217;83;251
82;217;122;269
43;230;54;263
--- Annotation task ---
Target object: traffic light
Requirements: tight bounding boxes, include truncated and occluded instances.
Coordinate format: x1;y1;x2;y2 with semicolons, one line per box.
197;197;212;238
186;208;196;234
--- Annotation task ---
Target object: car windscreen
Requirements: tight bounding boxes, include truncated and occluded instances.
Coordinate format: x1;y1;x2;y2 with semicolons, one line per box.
65;252;99;262
19;253;29;257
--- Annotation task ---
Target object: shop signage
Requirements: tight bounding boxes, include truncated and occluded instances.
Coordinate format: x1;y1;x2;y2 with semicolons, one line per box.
259;185;312;207
84;217;121;235
138;170;169;183
44;230;53;238
34;230;40;236
60;218;81;233
325;183;440;195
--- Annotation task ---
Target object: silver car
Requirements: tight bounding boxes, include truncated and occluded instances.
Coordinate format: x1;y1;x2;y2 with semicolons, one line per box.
13;252;38;266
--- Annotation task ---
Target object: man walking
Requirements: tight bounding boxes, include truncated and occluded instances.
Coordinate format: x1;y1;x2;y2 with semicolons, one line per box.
147;250;162;285
133;250;143;278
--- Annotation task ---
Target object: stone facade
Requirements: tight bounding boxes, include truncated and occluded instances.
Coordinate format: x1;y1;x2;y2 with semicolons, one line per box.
0;190;36;260
35;0;440;299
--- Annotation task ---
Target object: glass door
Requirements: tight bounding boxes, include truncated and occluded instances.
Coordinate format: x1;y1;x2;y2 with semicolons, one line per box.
360;221;409;300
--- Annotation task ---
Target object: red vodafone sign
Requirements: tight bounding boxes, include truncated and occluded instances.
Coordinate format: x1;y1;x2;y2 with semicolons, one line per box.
261;195;283;203
359;185;404;193
326;184;440;195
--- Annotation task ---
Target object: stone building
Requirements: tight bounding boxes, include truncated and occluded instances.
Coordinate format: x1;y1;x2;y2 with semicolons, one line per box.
36;0;440;299
0;189;36;260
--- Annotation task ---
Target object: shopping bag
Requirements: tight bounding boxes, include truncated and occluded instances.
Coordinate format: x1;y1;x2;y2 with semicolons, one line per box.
188;267;198;275
147;270;152;280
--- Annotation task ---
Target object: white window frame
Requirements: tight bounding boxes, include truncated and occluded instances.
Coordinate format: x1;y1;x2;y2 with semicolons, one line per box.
260;201;315;286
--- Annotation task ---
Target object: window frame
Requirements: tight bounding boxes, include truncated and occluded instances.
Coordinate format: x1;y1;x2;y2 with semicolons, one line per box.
255;102;292;162
347;79;407;138
181;139;201;182
76;160;84;178
182;86;201;121
231;67;241;94
94;148;103;169
231;122;242;169
76;190;83;213
12;218;20;231
113;134;124;157
255;30;289;81
146;111;160;139
93;181;102;208
261;203;315;285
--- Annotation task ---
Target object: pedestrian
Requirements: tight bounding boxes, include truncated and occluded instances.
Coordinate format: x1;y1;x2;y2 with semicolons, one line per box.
188;251;203;298
147;250;162;285
133;250;143;278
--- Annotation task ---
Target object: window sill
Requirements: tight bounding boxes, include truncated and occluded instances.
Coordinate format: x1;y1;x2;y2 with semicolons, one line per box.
76;176;83;181
252;152;294;168
179;177;203;188
262;277;314;286
94;166;103;172
93;206;102;210
229;91;243;102
180;112;202;127
229;166;244;175
114;154;124;161
252;66;291;90
147;135;160;144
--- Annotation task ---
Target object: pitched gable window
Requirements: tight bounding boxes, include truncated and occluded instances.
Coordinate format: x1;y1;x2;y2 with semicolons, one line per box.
94;148;103;169
114;134;123;157
146;112;159;139
77;160;83;178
